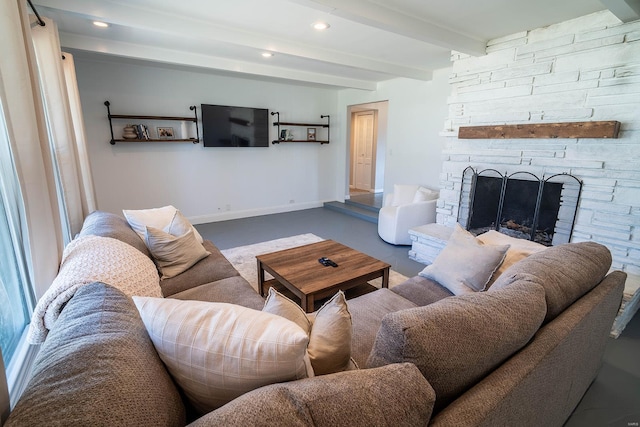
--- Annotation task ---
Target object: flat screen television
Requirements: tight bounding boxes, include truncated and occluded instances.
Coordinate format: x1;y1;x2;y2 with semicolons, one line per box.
201;104;269;147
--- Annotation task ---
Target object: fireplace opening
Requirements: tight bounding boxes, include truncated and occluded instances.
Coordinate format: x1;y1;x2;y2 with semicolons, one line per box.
459;167;582;246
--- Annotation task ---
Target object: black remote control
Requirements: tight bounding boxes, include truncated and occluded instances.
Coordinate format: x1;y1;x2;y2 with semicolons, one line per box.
318;257;339;267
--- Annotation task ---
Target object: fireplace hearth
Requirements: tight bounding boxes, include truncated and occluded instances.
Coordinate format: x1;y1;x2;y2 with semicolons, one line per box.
459;167;582;246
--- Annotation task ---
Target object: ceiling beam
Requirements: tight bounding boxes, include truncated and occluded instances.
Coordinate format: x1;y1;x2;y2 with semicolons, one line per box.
34;0;433;81
289;0;487;56
60;33;379;90
600;0;640;22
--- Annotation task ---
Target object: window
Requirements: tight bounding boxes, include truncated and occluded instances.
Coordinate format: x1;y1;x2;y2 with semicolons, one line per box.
0;98;34;379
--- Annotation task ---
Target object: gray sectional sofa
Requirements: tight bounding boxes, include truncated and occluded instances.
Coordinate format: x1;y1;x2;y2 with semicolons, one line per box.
6;211;625;426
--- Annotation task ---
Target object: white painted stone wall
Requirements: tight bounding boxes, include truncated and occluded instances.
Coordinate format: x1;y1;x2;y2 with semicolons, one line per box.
439;11;640;276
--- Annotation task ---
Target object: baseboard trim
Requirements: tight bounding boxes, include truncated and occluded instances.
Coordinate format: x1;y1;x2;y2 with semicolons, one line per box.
188;201;325;224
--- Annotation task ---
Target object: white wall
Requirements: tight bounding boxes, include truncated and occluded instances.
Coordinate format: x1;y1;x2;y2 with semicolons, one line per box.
439;11;640;276
338;69;451;195
74;58;342;223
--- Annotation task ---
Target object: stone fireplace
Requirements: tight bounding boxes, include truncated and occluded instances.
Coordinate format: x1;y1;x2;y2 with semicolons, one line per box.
433;11;640;335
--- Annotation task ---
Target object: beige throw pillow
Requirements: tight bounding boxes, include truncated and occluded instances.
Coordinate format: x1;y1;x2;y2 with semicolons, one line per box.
477;230;547;287
133;297;313;415
419;224;509;294
262;288;353;375
144;227;210;279
123;205;204;243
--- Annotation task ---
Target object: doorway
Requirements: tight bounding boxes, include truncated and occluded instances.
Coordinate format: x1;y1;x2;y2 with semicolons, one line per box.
352;110;376;192
348;101;387;198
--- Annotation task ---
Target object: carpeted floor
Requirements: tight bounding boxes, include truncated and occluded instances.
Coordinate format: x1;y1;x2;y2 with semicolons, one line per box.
220;233;409;294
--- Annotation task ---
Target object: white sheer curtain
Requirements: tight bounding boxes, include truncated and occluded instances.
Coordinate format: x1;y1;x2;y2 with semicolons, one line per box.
0;0;64;406
30;17;96;240
0;0;62;300
62;53;97;218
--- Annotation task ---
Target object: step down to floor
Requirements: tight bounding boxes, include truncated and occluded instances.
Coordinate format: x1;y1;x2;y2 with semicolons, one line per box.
323;201;378;224
345;198;381;213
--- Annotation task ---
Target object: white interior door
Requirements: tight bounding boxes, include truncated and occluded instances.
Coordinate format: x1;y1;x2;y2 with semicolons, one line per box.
353;111;375;191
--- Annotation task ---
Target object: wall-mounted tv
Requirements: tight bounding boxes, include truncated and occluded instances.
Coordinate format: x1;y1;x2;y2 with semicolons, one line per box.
201;104;269;147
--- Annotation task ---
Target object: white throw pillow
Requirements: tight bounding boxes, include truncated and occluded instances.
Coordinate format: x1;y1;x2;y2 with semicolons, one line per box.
477;230;547;287
144;227;210;279
391;184;420;206
262;288;353;375
133;297;313;415
413;186;439;202
123;205;204;243
419;224;510;294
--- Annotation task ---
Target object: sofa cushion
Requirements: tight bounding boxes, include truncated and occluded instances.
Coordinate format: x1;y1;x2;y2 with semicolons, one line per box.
133;297;313;415
419;224;510;294
169;276;266;310
367;281;546;413
490;241;612;322
159;240;241;297
78;210;150;257
263;288;353;375
391;275;453;307
6;283;185;427
188;363;435;427
347;288;418;367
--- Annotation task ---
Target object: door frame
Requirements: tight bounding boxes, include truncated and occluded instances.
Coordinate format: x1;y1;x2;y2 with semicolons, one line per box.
350;109;377;192
346;101;388;198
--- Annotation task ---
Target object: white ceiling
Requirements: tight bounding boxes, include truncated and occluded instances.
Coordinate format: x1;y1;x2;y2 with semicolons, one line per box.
31;0;640;90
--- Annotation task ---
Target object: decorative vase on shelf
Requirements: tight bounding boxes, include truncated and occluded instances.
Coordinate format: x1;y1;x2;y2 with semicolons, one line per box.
123;125;137;139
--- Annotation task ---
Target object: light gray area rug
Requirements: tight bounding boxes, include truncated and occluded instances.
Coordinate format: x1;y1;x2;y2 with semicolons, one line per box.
221;233;409;293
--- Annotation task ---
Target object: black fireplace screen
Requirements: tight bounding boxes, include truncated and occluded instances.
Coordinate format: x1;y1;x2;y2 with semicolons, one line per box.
459;167;582;246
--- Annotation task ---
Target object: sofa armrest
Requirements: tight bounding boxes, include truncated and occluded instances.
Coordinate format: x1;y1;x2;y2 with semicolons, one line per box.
188;363;435;427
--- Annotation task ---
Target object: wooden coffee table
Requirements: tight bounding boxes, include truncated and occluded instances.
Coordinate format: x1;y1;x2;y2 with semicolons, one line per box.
257;240;390;312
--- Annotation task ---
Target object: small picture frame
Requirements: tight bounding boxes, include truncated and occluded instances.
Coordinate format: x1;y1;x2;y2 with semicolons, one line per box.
157;127;175;139
307;128;316;141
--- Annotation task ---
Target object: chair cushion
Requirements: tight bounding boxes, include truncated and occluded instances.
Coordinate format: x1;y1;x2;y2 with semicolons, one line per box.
490;241;612;322
367;280;546;413
391;184;420;206
413;186;439;202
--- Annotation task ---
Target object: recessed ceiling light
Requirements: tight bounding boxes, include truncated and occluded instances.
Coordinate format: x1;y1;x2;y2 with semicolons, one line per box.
261;52;274;58
313;21;330;30
93;21;109;28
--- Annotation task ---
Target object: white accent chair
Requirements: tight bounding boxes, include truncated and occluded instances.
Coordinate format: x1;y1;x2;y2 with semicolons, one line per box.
377;184;439;245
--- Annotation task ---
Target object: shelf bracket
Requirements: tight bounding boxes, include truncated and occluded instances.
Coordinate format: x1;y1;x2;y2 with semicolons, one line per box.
190;105;199;143
104;101;116;145
321;115;330;145
271;111;281;144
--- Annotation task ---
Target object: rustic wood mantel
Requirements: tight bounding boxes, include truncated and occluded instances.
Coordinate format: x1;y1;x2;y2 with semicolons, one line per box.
458;121;620;139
